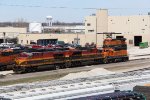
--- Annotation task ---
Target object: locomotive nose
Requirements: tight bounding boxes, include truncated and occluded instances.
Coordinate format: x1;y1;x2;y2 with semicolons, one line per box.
15;59;21;65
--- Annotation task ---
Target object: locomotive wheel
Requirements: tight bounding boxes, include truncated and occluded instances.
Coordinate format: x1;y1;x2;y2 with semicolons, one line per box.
122;57;127;62
13;67;26;74
55;65;61;70
77;61;81;66
72;61;81;67
103;58;108;64
113;59;117;63
32;67;38;72
26;67;37;72
65;62;71;68
94;59;100;64
25;67;32;73
0;66;6;71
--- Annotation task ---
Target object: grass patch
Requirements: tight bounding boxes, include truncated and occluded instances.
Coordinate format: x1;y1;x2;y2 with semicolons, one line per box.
0;73;67;86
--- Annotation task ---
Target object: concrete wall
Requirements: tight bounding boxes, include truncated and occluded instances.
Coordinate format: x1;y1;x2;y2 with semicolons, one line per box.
108;15;150;46
19;33;150;47
18;33;104;47
114;33;150;46
85;16;96;34
96;9;108;33
85;9;108;34
0;27;27;39
85;9;150;46
108;15;150;34
18;10;150;47
85;10;150;35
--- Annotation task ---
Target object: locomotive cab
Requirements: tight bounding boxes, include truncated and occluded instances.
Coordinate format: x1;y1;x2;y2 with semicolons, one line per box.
102;36;129;63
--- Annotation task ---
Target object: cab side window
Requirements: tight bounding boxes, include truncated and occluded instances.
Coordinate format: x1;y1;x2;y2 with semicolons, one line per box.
1;52;12;56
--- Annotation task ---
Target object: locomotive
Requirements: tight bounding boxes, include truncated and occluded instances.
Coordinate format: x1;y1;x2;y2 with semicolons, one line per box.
13;37;129;74
0;48;22;70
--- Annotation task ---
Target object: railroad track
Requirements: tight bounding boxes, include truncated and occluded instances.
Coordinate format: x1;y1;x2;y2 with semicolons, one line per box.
0;56;150;99
0;55;149;75
1;63;150;100
0;58;150;84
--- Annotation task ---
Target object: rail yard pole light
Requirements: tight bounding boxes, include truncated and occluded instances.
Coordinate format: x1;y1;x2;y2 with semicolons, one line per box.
77;32;79;45
96;17;98;47
3;32;6;43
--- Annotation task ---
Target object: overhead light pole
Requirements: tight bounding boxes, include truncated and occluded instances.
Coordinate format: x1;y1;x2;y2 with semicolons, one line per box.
3;32;6;43
77;32;79;45
96;17;97;47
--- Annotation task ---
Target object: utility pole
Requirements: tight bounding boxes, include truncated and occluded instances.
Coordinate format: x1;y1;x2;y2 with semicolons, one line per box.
77;32;79;45
3;32;6;43
96;17;97;47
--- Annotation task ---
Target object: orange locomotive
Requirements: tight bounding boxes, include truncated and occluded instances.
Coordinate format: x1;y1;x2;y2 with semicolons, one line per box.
13;38;129;73
0;49;22;70
102;38;128;63
13;48;102;73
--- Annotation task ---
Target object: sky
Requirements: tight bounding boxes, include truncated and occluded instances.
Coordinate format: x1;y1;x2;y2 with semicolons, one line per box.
0;0;150;22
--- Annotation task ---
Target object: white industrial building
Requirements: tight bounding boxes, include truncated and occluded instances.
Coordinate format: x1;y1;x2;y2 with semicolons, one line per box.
29;22;42;33
85;9;150;46
18;9;150;47
42;25;85;33
28;16;85;34
108;15;150;46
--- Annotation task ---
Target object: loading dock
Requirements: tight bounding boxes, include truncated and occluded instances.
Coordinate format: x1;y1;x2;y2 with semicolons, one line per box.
116;36;124;39
0;39;3;43
37;39;58;46
134;36;142;46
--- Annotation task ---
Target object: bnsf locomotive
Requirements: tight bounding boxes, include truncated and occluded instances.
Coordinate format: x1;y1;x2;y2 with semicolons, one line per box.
13;38;129;73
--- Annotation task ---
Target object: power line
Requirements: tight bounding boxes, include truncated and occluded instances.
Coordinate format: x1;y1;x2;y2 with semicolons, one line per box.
0;3;150;10
0;3;96;9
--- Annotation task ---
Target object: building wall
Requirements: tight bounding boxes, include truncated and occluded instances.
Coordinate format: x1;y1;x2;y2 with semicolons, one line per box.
108;15;150;46
85;9;108;34
19;33;150;47
85;10;150;35
18;10;150;47
96;9;108;33
108;15;150;34
114;33;150;46
85;9;150;46
18;33;104;47
85;16;96;34
0;27;27;39
43;25;85;33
